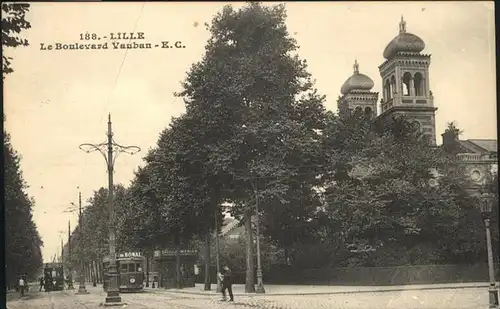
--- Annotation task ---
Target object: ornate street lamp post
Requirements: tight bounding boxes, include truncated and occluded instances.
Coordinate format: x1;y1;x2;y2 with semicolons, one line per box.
215;210;222;293
79;114;140;306
254;190;265;293
67;220;74;290
252;183;265;294
480;193;499;309
74;192;89;295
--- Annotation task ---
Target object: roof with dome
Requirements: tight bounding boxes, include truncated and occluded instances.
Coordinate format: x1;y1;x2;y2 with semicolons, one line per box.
383;16;425;59
340;60;374;95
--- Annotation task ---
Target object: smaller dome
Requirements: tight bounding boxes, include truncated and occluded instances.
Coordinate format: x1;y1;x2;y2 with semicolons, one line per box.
340;60;374;95
383;16;425;59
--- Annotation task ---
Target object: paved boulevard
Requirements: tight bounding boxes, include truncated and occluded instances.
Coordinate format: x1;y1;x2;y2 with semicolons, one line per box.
6;285;489;309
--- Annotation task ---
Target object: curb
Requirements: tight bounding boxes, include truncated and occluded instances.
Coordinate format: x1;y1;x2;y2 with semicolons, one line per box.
151;284;492;297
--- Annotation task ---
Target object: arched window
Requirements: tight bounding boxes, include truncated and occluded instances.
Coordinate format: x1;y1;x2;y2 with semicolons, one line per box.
390;76;397;94
402;72;412;96
385;79;392;100
414;72;424;96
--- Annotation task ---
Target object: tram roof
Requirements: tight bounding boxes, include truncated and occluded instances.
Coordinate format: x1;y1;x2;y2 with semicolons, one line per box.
103;255;145;262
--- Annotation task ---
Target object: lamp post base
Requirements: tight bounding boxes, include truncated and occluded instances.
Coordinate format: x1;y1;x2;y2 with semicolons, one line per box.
101;301;126;307
256;282;266;294
488;283;499;308
103;293;123;307
76;283;89;294
256;269;265;294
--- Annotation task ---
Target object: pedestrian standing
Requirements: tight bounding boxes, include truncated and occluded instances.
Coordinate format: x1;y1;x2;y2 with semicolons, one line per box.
39;277;44;291
19;276;25;297
220;265;234;302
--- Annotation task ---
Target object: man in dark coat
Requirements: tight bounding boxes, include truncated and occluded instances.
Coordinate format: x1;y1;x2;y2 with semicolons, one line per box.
220;265;234;302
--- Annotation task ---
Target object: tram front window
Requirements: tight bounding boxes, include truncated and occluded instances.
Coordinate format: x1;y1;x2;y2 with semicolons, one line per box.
128;263;136;273
121;264;128;273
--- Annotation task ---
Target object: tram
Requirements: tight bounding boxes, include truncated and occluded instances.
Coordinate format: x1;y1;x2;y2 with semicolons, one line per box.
103;252;145;292
43;263;65;291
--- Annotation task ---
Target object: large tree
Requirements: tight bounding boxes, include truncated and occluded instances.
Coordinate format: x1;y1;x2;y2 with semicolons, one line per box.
4;131;43;287
176;2;326;292
321;111;474;266
2;2;31;77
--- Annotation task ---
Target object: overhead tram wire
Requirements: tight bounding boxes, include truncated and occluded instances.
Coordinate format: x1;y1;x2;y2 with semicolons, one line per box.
99;3;146;124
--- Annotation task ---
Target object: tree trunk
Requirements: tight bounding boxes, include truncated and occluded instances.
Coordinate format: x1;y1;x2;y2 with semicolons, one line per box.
90;261;94;283
204;232;211;291
98;259;102;283
85;264;89;282
99;258;104;284
145;251;150;287
96;261;100;284
92;260;98;286
244;207;255;293
175;245;181;289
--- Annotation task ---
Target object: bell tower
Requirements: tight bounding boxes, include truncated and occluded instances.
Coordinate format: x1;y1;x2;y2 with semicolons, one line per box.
338;60;378;119
377;16;437;145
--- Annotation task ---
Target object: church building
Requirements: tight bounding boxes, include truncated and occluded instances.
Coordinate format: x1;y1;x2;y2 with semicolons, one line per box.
337;16;497;189
338;16;437;145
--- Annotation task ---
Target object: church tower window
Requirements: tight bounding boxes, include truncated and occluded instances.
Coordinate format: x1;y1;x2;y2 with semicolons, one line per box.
385;79;392;100
390;76;397;94
414;72;424;96
402;72;412;96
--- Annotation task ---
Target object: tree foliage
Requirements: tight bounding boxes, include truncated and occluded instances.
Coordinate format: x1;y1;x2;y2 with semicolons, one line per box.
320;111;477;266
4;130;43;285
2;2;31;77
176;2;327;290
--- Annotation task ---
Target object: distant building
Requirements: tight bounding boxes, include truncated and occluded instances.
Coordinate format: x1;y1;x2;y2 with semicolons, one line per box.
220;216;260;241
221;217;243;240
441;130;497;192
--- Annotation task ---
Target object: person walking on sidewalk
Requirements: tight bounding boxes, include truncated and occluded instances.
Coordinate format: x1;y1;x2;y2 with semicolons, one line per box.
39;277;44;291
220;265;234;302
18;276;26;297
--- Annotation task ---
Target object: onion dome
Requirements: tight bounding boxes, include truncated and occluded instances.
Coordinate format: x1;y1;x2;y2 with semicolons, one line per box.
383;16;425;59
340;60;375;95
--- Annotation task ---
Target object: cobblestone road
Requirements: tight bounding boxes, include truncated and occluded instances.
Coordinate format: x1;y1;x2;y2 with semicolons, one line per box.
6;286;489;309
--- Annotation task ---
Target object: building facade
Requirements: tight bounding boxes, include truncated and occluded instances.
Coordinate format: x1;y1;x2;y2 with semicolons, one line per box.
442;130;498;192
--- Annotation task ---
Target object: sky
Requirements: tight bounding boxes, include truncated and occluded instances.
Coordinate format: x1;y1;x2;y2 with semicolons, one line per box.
3;1;496;262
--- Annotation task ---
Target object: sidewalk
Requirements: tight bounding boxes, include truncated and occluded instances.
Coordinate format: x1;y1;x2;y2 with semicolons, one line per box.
153;281;499;296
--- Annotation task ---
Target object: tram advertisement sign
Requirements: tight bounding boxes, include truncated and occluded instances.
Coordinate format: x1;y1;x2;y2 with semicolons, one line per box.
153;249;197;257
117;252;142;258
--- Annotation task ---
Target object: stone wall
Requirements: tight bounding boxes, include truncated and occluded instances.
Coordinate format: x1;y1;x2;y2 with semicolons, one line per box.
195;264;499;286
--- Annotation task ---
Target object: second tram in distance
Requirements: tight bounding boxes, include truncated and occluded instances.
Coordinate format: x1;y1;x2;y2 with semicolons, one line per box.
103;252;145;292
